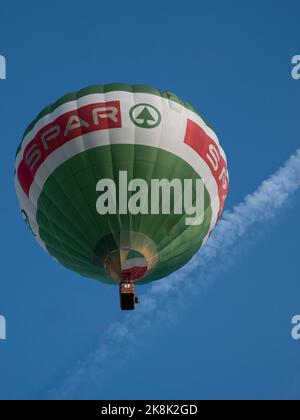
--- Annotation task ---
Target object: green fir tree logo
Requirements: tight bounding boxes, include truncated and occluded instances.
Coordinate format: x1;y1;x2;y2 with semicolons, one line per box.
129;103;161;128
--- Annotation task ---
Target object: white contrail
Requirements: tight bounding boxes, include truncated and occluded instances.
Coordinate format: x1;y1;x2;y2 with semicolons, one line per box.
50;149;300;400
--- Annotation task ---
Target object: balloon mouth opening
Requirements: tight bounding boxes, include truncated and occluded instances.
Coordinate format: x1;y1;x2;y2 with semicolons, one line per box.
105;249;148;283
93;231;159;283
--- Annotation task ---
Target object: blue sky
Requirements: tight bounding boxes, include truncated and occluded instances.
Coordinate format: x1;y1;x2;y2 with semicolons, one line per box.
0;0;300;400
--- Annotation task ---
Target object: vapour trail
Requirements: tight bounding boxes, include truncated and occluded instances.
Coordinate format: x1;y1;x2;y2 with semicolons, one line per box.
51;149;300;399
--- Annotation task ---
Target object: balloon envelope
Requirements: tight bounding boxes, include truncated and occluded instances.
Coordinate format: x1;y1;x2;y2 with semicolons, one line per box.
15;84;229;285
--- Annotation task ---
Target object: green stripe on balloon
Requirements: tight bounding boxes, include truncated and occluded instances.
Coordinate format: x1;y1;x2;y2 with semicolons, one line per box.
36;145;212;285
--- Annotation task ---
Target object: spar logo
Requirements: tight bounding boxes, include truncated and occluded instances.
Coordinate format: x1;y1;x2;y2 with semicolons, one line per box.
0;55;6;80
129;103;161;128
17;101;122;196
184;119;229;219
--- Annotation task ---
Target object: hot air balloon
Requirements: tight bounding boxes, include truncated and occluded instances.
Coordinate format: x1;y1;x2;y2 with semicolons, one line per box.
14;84;229;310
